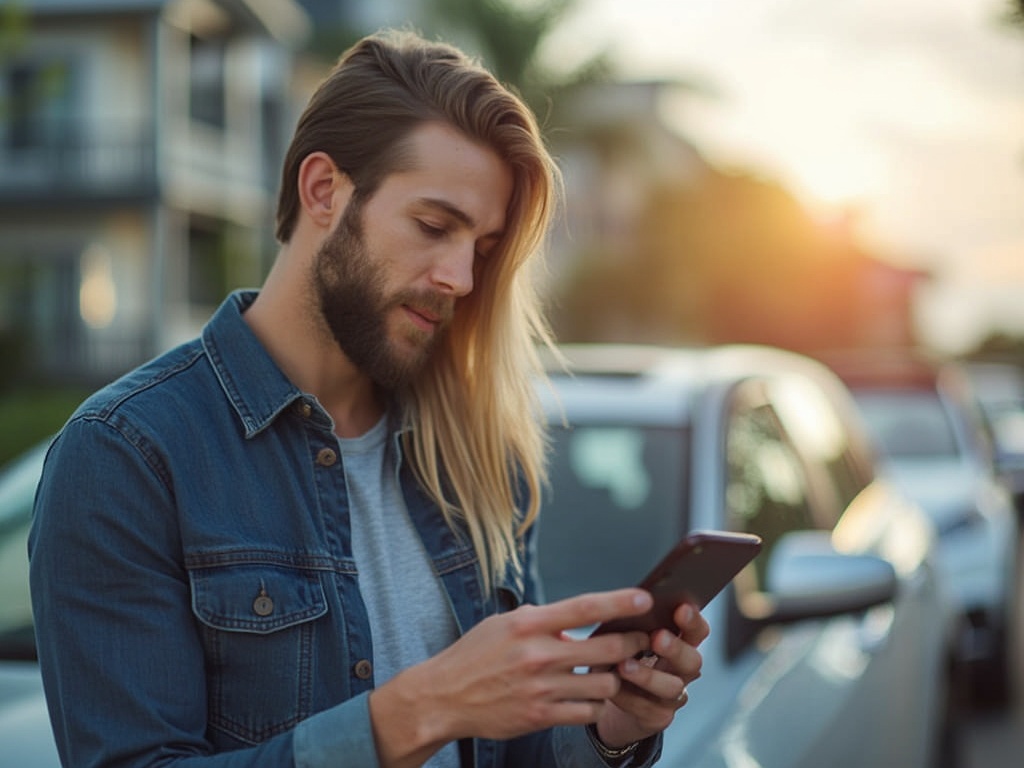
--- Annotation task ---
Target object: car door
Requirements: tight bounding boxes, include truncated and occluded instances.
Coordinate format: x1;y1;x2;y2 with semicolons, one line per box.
675;376;943;768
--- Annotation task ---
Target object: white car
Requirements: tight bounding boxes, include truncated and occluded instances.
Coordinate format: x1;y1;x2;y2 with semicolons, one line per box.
964;361;1024;519
534;343;961;768
0;440;60;768
826;354;1020;708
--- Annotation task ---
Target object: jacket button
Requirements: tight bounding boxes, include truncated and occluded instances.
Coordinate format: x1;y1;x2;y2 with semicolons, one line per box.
316;448;337;467
353;659;373;680
298;402;313;418
253;594;274;616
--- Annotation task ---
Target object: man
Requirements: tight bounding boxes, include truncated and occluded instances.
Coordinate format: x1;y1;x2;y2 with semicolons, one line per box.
29;29;707;767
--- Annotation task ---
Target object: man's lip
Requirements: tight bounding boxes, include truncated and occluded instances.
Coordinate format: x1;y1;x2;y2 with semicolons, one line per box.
404;304;442;329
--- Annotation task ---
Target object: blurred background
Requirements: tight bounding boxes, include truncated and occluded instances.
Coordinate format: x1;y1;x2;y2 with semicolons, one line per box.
1;0;1022;464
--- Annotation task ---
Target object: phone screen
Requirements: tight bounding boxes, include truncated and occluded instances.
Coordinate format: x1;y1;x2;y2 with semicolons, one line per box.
590;530;762;636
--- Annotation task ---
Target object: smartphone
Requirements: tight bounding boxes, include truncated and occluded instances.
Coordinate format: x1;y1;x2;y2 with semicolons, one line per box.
590;530;762;637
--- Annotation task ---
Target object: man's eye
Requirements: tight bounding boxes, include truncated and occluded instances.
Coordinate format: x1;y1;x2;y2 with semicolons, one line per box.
417;221;447;238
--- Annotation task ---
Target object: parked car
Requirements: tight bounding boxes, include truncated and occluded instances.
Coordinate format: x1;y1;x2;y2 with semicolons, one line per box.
963;361;1024;519
0;439;60;768
825;352;1020;707
533;343;961;768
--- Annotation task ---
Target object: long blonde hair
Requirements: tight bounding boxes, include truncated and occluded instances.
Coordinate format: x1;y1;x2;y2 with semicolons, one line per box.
276;30;560;589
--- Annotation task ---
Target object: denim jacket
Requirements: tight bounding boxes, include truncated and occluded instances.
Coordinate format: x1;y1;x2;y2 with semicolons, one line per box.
29;291;661;768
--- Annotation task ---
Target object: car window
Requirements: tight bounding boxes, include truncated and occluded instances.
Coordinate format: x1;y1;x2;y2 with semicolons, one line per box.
956;386;999;463
537;424;688;603
770;375;869;525
853;390;960;459
988;406;1024;455
724;387;815;591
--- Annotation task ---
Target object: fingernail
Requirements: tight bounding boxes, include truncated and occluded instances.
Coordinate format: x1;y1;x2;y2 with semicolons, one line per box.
623;659;639;673
634;592;652;609
681;604;694;624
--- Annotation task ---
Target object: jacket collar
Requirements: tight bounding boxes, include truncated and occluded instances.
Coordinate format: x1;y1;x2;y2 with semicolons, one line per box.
201;290;312;438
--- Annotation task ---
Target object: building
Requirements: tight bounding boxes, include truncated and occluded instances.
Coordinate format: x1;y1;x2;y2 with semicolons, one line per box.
0;0;309;386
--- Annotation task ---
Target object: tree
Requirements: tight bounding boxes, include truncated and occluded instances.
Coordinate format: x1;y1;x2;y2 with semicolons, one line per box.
964;332;1024;365
423;0;612;122
0;1;29;120
1012;0;1024;25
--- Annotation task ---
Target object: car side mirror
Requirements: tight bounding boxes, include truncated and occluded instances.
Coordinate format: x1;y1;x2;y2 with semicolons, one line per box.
744;530;898;626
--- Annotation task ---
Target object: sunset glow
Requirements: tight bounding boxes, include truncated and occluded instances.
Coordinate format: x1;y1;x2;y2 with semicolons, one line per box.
557;0;1024;350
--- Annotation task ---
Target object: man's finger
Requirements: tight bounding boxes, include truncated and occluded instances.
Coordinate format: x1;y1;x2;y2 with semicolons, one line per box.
673;603;710;646
518;589;653;635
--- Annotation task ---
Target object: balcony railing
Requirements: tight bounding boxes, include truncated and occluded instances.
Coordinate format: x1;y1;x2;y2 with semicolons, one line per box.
0;121;158;203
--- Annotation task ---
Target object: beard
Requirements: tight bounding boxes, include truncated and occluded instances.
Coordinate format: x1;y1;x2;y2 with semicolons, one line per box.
312;199;451;392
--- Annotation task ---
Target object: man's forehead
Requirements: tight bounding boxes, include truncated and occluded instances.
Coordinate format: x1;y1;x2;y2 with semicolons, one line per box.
376;125;513;232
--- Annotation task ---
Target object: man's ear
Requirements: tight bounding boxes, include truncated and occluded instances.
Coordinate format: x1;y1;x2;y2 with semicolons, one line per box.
297;152;353;230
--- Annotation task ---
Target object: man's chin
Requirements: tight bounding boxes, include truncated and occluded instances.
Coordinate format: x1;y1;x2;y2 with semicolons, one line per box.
363;346;432;391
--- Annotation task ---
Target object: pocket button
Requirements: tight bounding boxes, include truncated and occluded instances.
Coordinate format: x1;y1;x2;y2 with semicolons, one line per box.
353;659;373;680
253;594;275;616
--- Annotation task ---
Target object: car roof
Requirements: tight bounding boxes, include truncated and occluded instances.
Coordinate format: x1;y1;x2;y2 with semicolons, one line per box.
819;350;985;411
537;343;846;427
818;349;945;388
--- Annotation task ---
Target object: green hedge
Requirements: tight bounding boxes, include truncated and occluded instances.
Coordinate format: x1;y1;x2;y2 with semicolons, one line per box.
0;388;90;470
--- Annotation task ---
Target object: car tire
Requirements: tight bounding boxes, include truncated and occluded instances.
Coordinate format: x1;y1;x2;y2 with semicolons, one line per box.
970;624;1012;709
975;540;1022;710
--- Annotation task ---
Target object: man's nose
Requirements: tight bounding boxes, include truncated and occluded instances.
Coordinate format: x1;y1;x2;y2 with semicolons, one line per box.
431;239;476;297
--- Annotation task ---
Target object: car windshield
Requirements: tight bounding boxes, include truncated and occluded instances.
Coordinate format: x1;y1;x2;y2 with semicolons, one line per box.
0;442;47;661
984;403;1024;456
536;423;688;603
852;390;960;460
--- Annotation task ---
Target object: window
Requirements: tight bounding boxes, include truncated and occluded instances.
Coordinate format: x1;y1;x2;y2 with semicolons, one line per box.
189;34;226;128
724;383;815;591
4;58;75;151
853;390;960;460
537;424;688;603
770;375;868;525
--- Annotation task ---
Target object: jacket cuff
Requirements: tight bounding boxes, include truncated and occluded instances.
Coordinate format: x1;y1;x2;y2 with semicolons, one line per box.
293;692;380;768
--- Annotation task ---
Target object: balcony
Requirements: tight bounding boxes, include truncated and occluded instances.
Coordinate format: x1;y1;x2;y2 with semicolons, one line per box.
0;120;158;206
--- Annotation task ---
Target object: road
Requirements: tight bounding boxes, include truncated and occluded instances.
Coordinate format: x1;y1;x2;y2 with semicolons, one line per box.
965;705;1024;768
963;530;1024;768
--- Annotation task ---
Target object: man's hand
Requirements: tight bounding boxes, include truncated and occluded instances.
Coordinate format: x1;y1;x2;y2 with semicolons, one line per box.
593;602;710;749
368;588;656;767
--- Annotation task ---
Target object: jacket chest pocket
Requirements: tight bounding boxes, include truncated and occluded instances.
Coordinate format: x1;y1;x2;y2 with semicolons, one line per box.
189;563;328;744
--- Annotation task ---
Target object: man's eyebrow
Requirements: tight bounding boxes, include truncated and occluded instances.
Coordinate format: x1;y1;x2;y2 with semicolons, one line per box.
418;197;504;240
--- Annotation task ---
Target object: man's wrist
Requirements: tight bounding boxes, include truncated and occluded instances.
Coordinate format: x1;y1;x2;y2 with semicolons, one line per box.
585;723;640;765
369;668;450;766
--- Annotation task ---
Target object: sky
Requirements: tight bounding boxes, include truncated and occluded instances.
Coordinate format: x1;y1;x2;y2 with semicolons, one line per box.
548;0;1024;354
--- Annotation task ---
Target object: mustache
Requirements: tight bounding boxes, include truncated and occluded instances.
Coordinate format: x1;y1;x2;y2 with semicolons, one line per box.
397;289;455;326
